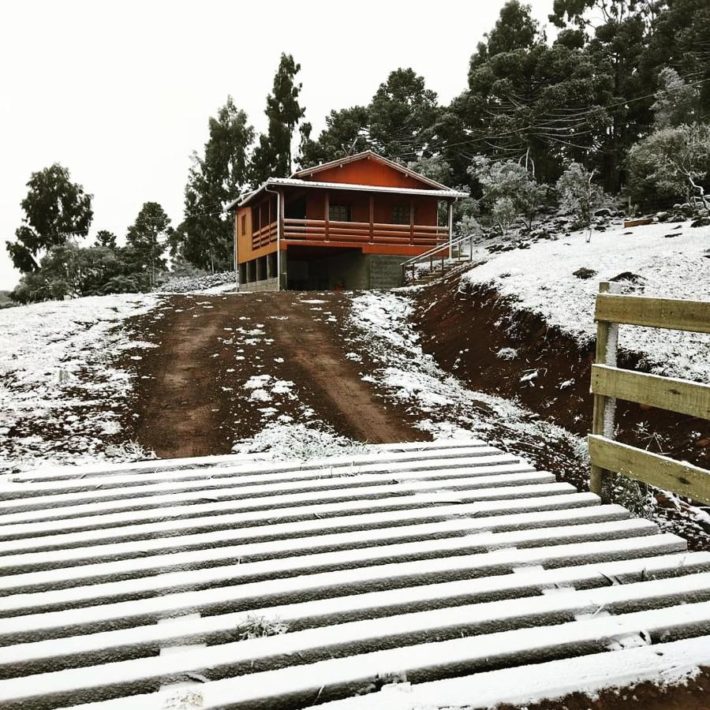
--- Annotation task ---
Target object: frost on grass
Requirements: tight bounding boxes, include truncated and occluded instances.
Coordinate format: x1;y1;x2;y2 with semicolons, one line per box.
0;294;157;472
347;291;586;477
347;290;709;545
237;614;288;641
463;220;710;382
232;422;367;461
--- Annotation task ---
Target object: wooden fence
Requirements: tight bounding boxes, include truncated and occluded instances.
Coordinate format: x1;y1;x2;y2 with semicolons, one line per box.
589;282;710;504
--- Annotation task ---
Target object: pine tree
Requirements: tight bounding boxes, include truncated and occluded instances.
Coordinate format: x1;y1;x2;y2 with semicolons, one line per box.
652;68;702;129
367;68;439;160
250;53;305;185
94;230;117;249
6;164;93;273
179;96;254;271
297;106;370;168
125;202;172;288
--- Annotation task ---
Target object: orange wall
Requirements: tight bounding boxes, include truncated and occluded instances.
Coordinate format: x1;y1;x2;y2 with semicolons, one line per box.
311;158;429;190
301;189;437;225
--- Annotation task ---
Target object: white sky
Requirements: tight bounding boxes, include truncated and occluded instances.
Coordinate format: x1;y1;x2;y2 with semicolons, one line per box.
0;0;553;290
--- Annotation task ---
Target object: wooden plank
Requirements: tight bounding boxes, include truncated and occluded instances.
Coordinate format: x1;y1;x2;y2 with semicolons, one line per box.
588;435;710;504
3;552;703;676
59;601;710;710
592;364;710;420
623;217;654;228
0;518;653;594
3;575;707;707
595;293;710;333
590;282;618;496
0;533;684;635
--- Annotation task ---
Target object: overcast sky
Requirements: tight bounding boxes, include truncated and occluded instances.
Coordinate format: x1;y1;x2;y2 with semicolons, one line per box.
0;0;553;290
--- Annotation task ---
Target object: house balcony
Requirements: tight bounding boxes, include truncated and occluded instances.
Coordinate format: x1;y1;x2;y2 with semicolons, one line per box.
251;218;449;252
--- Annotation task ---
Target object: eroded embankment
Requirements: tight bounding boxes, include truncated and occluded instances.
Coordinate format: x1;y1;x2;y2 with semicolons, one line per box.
413;273;709;548
414;275;709;471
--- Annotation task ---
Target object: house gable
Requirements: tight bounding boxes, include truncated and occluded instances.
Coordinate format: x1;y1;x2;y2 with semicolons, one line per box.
294;151;444;191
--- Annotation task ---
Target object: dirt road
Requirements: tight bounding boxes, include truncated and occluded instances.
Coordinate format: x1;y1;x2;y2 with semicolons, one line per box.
122;291;425;458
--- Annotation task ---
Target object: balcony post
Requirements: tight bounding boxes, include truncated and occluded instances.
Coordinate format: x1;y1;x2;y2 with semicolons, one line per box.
369;195;374;243
324;192;330;242
409;199;414;245
447;200;454;259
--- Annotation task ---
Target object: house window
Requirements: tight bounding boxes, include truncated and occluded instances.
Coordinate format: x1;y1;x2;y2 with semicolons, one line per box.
392;205;410;225
329;204;351;222
241;214;247;235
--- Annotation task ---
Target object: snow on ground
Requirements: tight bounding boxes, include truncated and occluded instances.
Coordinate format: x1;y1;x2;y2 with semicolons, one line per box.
228;295;371;461
347;290;709;545
157;271;238;294
232;422;368;461
348;291;585;473
0;293;157;473
464;220;710;381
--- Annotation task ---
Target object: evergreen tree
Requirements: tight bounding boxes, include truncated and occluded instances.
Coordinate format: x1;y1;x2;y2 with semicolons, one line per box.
469;156;547;229
297;106;370;168
642;0;710;114
6;164;93;273
452;0;614;186
125;202;172;288
367;68;439;160
548;0;659;191
179;96;253;271
652;68;702;129
94;230;118;249
250;53;305;185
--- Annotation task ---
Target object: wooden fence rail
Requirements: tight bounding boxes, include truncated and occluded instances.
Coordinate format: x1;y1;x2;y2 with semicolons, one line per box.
589;283;710;504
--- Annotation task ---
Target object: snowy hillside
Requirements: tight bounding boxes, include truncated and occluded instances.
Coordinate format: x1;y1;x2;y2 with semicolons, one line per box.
0;293;157;472
463;220;710;382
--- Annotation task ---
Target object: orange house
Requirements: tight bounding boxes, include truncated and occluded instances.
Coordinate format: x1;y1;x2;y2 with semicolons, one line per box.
229;151;467;291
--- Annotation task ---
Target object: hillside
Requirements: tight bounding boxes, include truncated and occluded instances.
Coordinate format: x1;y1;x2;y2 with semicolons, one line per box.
412;217;709;547
0;291;14;309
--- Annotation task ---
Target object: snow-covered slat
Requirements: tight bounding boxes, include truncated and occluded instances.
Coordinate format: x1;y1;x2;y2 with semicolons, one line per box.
0;518;657;593
0;475;560;568
3;553;706;675
6;445;500;492
0;440;706;710
0;497;626;558
3;576;710;707
0;533;687;621
52;602;710;709
313;636;710;710
0;456;534;509
0;446;506;496
9;440;488;483
0;486;597;542
0;465;548;520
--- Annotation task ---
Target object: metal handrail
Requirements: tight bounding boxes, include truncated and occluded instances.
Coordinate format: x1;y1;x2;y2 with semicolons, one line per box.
402;234;472;268
400;232;476;268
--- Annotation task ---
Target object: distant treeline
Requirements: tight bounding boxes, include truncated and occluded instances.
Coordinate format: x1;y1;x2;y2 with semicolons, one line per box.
6;0;710;303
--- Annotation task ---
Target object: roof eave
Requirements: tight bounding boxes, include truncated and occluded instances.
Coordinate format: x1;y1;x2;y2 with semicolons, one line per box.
292;150;452;192
233;178;468;209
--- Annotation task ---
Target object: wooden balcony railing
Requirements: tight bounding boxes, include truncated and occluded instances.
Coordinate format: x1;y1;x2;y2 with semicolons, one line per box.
251;218;448;251
252;222;277;249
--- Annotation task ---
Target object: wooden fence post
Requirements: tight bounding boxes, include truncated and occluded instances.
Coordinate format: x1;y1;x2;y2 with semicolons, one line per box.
590;281;619;497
